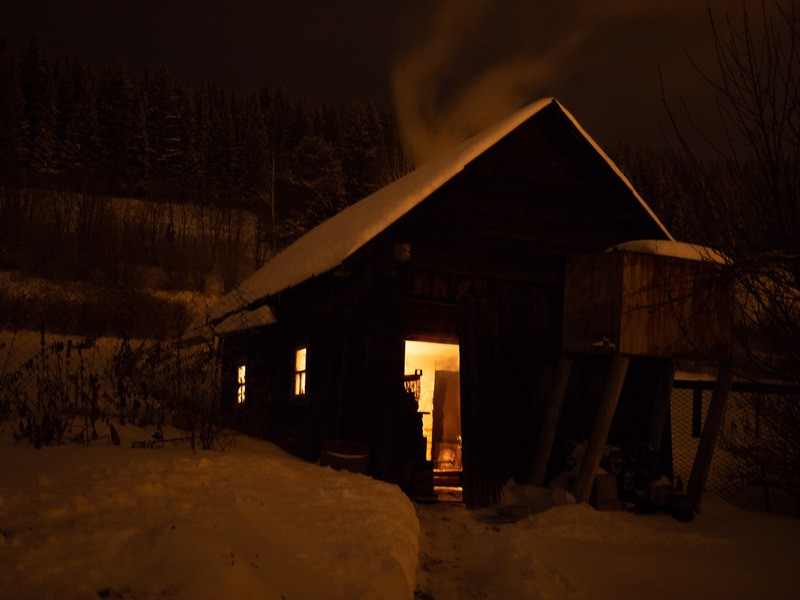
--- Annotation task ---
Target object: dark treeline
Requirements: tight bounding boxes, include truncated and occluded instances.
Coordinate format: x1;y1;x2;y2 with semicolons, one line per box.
0;37;413;338
0;38;412;248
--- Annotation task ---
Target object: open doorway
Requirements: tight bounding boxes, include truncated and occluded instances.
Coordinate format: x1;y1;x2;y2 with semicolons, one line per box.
404;340;462;500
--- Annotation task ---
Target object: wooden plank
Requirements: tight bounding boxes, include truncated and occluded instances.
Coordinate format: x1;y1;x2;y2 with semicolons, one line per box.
562;253;621;354
618;253;732;359
563;252;733;360
529;355;573;485
458;292;492;508
687;363;734;511
647;359;676;452
572;354;630;503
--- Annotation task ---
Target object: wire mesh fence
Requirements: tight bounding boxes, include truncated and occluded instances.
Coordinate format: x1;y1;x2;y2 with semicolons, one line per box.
671;385;800;516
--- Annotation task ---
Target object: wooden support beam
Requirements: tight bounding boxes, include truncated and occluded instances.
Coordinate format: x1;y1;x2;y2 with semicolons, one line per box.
687;363;734;512
572;354;630;504
647;360;676;453
529;355;574;486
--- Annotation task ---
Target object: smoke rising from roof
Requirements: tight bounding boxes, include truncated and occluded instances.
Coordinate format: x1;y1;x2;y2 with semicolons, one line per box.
391;1;589;164
391;0;742;164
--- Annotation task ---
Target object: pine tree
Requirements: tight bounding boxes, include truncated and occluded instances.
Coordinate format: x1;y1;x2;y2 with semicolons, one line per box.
192;85;211;200
57;57;100;182
339;101;383;200
282;134;345;243
202;85;237;200
261;85;294;250
0;39;26;181
20;38;59;178
143;65;191;195
95;63;148;195
235;91;269;203
172;82;199;193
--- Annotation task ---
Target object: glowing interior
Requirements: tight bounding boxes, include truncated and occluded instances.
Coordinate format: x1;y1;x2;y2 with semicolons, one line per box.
237;365;246;404
403;340;460;463
294;347;307;396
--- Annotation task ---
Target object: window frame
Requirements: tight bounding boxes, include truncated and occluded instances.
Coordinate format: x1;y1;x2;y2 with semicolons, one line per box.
236;363;247;405
293;345;307;400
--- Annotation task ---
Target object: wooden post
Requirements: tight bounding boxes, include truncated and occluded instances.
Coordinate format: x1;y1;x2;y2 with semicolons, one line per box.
529;355;573;486
687;363;734;511
572;354;630;503
647;360;676;453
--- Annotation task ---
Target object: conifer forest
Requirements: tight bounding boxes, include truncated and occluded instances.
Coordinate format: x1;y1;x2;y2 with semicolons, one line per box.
0;39;411;338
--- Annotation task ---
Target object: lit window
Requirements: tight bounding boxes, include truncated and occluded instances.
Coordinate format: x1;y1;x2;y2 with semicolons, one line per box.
237;365;246;404
294;347;307;397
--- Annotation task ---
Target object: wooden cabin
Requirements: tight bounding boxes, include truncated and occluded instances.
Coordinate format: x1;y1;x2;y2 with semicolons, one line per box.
190;98;701;507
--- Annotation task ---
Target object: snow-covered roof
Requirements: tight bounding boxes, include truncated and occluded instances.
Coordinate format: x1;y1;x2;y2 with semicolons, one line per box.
193;97;673;338
609;240;728;263
212;304;277;335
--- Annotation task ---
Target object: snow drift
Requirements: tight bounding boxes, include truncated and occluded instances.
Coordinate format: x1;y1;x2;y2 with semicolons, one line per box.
0;425;419;600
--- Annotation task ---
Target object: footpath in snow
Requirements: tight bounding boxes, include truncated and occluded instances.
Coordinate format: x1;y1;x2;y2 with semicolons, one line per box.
414;488;800;600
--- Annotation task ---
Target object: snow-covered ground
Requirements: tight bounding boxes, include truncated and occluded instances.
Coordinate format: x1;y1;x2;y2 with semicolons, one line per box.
416;491;800;599
2;421;799;600
0;423;418;600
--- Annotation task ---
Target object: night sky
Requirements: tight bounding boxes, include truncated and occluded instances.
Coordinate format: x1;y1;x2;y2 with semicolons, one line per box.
1;0;747;158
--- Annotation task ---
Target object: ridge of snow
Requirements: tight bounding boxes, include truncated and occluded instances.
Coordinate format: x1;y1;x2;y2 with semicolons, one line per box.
559;109;674;246
609;239;727;263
